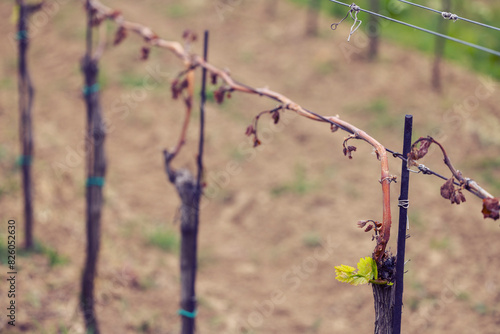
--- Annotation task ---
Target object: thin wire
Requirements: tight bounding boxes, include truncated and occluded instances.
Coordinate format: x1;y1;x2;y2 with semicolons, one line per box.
386;148;460;186
398;0;500;32
328;0;500;57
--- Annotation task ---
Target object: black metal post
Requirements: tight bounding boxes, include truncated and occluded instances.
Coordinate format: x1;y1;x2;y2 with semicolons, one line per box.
392;115;413;333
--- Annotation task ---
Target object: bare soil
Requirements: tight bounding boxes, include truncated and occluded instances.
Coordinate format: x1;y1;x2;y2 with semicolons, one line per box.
1;0;500;333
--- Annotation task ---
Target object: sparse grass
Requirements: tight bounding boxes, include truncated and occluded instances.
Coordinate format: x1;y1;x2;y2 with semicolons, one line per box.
429;236;451;250
408;210;425;230
473;302;489;315
366;98;401;131
19;240;70;267
198;248;217;269
0;174;20;199
302;232;322;248
146;226;179;253
314;60;336;76
138;276;157;291
271;164;317;196
289;0;500;79
166;4;188;18
119;72;148;88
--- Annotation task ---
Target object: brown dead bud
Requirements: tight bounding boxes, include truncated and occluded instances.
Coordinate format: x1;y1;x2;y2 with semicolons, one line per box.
214;87;225;104
210;72;218;85
440;178;454;200
113;26;127;46
343;146;357;159
180;78;189;90
441;177;466;205
272;111;280;124
143;33;159;43
109;10;122;19
184;96;192;110
245;125;255;137
140;47;150;60
365;225;374;232
91;15;104;27
357;220;368;228
331;124;339;133
182;29;198;42
171;79;180;100
253;139;261;147
482;198;500;220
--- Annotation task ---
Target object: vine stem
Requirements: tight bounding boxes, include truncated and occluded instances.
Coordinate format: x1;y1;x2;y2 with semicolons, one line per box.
85;0;393;262
411;137;494;200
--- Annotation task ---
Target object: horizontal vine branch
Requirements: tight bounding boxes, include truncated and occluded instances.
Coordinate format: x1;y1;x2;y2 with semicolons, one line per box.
409;136;499;220
86;0;393;262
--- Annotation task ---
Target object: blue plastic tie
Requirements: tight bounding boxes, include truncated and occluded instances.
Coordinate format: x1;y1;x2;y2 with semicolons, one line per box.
83;83;100;96
16;155;32;166
16;30;28;40
86;177;105;187
178;309;197;318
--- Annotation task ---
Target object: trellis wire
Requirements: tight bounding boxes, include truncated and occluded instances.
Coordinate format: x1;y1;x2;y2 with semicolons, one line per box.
328;0;500;57
397;0;500;32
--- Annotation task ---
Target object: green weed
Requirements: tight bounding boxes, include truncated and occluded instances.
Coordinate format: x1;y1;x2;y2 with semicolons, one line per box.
19;240;69;267
146;227;179;253
166;4;188;18
271;164;317;196
302;232;322;248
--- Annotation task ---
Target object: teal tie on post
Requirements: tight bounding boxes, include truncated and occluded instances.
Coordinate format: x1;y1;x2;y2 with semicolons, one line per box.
82;83;100;96
86;177;105;187
16;30;28;40
178;309;197;318
16;155;32;166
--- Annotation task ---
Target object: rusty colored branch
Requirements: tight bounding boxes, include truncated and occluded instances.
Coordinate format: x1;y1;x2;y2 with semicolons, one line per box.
86;0;394;263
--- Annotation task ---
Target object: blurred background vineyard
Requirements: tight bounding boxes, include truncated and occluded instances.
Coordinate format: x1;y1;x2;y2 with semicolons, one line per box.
293;0;500;78
1;0;500;333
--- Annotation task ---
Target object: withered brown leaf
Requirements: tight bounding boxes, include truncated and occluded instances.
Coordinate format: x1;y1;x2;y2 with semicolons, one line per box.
245;125;255;137
440;178;454;200
140;47;150;61
272;111;280;124
210;72;218;85
343;146;357;159
214;87;225;104
482;198;500;220
409;138;432;162
171;79;180;100
113;26;127;46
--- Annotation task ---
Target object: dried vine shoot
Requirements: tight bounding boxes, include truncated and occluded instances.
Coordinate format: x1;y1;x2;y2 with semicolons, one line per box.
84;0;498;264
409;136;499;220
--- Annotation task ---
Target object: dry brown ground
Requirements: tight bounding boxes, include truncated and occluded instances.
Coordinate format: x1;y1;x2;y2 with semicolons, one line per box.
1;0;500;333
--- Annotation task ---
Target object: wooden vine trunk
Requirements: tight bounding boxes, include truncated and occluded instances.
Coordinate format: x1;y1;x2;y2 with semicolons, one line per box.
80;6;107;330
17;0;35;250
80;53;106;334
306;0;321;36
372;256;396;334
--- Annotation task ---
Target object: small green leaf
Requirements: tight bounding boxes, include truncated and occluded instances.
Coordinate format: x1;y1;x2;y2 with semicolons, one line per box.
335;257;383;286
350;275;370;286
334;264;356;283
357;257;374;278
